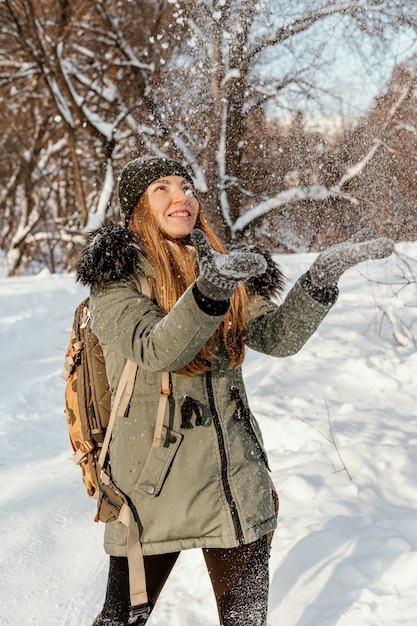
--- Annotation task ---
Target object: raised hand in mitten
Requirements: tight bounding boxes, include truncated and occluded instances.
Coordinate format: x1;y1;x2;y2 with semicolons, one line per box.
191;229;267;300
309;232;394;288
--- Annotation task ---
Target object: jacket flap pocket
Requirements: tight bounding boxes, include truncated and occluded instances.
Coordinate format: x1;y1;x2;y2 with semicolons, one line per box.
135;427;183;497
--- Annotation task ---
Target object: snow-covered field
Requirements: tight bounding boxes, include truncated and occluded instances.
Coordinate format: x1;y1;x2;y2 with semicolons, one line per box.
1;244;416;626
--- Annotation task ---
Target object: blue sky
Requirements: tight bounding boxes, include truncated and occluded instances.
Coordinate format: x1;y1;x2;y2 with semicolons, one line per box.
260;11;417;117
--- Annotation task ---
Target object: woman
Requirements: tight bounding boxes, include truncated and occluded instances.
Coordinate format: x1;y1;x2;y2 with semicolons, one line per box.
76;156;393;626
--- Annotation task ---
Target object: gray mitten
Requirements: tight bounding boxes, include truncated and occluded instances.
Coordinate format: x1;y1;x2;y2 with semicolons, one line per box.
191;229;267;300
309;233;394;288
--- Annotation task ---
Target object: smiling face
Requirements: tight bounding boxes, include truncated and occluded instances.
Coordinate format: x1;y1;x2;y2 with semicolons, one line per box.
145;175;199;239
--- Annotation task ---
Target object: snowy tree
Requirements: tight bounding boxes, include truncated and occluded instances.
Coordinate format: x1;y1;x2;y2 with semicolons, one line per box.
0;0;184;273
168;0;417;241
1;0;416;274
337;62;417;243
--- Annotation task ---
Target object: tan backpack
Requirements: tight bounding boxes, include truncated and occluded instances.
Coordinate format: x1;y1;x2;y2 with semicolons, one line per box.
61;276;170;622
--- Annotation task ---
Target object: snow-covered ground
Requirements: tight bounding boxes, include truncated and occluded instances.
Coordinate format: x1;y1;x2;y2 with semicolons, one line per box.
1;244;416;626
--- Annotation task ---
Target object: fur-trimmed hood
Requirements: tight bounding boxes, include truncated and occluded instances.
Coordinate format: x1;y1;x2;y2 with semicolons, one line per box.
75;222;143;289
75;222;285;298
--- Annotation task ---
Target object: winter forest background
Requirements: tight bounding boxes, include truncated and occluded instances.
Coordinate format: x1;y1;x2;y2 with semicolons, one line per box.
1;0;417;276
1;3;417;624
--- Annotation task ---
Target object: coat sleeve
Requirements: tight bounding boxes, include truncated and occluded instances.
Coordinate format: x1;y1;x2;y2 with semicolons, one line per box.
89;278;228;372
245;279;336;357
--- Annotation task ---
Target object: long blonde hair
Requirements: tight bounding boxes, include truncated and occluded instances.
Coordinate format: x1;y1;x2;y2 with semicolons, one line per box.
129;195;248;376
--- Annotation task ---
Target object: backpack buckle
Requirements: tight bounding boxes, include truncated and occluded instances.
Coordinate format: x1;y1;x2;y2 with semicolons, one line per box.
129;602;152;624
160;381;171;396
79;439;94;454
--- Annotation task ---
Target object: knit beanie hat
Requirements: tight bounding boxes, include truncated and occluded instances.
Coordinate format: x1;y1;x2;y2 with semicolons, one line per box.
118;156;194;224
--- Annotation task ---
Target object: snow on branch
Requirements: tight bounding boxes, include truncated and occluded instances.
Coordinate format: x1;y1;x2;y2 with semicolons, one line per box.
171;132;208;193
58;58;115;141
233;64;417;236
247;1;363;62
85;157;114;231
93;8;154;72
125;113;164;139
334;66;417;191
231;184;356;237
335;141;380;189
46;75;75;128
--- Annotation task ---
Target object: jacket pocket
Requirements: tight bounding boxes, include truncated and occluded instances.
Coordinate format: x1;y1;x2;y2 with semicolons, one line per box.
230;385;270;470
135;426;183;497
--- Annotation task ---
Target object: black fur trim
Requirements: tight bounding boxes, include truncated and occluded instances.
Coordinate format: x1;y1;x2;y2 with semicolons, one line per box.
228;243;286;299
75;222;139;288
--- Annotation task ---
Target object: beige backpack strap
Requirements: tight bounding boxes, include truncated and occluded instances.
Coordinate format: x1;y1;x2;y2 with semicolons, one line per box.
118;504;149;612
97;271;151;469
98;359;138;470
134;272;151;298
99;271;169;461
153;371;171;448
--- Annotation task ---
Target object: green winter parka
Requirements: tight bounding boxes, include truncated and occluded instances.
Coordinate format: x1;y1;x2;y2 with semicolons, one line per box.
77;224;337;557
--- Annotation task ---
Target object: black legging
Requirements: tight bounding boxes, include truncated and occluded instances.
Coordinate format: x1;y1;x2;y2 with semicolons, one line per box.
94;535;269;626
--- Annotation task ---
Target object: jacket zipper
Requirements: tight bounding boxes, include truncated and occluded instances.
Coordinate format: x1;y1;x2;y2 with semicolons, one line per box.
206;371;245;545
